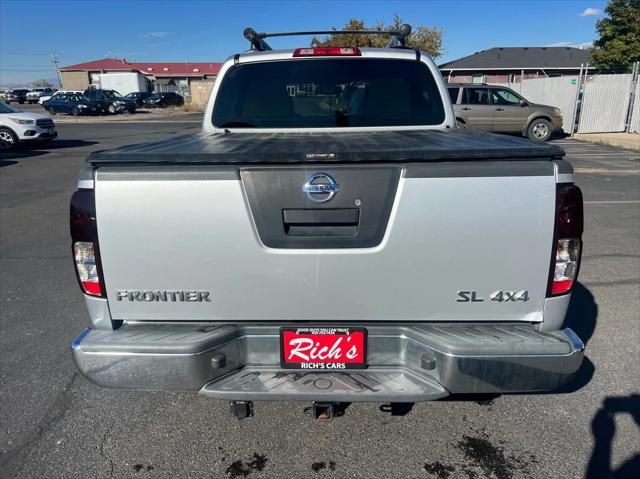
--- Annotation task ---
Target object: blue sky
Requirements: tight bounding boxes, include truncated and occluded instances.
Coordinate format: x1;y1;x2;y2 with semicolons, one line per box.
0;0;607;86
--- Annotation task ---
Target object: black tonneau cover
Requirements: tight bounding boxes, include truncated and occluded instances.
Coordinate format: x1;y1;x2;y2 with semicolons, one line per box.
87;129;564;165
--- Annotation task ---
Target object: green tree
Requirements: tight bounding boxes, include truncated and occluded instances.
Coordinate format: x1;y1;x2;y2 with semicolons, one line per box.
311;15;443;58
31;79;53;88
590;0;640;71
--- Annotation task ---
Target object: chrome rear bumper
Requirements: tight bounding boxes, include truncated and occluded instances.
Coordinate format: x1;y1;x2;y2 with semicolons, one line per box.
72;323;584;401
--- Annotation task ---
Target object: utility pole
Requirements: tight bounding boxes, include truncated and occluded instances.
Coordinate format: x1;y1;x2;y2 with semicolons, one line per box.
50;53;62;89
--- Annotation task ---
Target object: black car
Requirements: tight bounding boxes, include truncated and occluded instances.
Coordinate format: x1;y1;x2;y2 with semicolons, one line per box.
43;93;101;116
124;91;154;108
5;89;29;104
83;88;136;114
143;92;184;108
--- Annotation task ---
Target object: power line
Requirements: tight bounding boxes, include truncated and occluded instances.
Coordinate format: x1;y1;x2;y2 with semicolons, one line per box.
0;50;53;56
0;68;52;72
50;53;62;89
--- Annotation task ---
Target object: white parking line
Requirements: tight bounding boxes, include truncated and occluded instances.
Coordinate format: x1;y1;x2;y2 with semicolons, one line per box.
584;200;640;204
574;168;640;174
566;153;639;157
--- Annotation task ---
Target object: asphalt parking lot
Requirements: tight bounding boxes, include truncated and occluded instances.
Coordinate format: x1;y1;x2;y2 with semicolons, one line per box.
0;121;638;479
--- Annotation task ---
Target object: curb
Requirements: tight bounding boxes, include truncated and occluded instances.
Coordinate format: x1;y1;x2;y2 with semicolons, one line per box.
572;134;640;152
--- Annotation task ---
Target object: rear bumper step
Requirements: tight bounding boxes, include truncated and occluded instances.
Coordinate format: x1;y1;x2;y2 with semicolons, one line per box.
71;323;584;401
201;368;448;402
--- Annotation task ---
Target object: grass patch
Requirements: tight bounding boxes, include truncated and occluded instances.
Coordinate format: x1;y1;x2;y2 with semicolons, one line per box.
182;102;205;113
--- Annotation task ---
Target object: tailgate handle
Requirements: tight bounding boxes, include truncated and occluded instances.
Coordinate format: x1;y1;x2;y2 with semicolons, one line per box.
283;209;359;237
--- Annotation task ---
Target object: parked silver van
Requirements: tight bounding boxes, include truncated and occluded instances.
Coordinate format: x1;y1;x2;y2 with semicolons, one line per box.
448;83;563;141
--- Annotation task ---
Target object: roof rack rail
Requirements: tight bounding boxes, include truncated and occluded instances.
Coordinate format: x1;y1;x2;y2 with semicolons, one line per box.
243;24;412;52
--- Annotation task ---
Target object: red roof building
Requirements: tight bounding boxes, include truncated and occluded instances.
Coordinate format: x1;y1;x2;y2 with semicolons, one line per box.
58;58;223;98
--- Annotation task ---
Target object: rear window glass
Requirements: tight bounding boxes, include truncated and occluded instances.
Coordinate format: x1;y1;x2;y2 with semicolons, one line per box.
212;59;445;128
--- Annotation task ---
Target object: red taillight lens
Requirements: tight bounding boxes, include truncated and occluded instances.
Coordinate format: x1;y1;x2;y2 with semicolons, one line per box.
74;241;102;296
71;189;105;297
551;238;581;294
548;184;583;297
293;47;361;57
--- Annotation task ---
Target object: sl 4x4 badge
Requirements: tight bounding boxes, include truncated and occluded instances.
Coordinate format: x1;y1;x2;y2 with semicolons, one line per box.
457;290;530;303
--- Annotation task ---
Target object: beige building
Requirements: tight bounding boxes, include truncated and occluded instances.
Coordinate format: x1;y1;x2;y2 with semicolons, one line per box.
189;80;215;106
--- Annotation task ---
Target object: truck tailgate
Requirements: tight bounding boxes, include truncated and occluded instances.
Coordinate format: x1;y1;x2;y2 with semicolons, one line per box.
95;158;556;322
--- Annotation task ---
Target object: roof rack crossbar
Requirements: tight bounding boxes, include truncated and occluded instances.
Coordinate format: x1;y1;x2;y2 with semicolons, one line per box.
243;25;412;52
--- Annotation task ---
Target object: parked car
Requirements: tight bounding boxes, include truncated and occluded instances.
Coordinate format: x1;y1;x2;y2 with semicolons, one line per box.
5;89;29;104
83;88;136;114
43;93;101;116
124;91;154;108
448;83;563;141
70;26;585;419
26;87;56;104
39;90;83;105
0;101;57;151
142;91;184;108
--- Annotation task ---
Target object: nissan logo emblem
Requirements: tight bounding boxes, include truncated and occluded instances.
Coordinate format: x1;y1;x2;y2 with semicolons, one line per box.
302;173;340;203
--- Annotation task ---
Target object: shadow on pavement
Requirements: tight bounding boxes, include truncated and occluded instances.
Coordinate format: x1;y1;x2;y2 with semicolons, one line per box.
554;281;598;393
380;403;414;416
552;130;571;140
0;140;99;162
564;282;598;345
31;139;98;150
585;395;640;479
0;150;48;160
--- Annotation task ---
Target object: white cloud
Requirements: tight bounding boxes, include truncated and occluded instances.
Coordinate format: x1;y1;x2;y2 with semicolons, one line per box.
141;32;175;39
579;7;601;16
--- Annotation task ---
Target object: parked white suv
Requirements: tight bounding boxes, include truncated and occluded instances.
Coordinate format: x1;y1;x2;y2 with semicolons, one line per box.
26;87;56;104
0;102;57;151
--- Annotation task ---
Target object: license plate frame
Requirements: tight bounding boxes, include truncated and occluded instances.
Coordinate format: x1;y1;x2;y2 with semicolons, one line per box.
280;326;367;370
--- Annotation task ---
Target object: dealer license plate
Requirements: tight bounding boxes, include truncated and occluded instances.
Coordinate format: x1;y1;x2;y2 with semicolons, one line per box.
280;327;367;370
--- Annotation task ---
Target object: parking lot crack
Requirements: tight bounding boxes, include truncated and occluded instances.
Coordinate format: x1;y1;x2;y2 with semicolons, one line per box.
0;372;78;479
99;427;114;478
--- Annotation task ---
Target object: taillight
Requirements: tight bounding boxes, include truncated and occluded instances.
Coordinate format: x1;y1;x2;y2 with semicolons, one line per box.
548;184;583;296
293;47;361;57
70;189;105;297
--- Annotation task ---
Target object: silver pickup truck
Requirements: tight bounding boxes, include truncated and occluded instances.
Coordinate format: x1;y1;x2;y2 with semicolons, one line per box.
70;26;585;419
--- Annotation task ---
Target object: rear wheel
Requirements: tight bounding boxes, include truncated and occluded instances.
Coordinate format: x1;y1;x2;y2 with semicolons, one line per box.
49;107;56;115
526;118;552;141
0;128;18;151
72;107;80;117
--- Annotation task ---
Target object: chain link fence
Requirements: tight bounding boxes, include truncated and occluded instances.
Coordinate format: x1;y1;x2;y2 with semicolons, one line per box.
577;73;633;133
489;62;639;135
629;76;640;134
